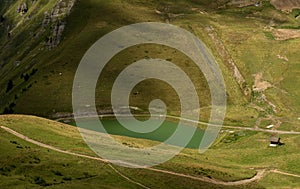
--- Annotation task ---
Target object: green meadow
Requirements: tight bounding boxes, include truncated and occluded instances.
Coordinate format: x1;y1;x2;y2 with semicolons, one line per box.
1;0;300;188
0;115;299;188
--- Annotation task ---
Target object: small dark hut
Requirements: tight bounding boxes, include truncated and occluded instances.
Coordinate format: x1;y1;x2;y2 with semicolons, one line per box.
269;136;281;147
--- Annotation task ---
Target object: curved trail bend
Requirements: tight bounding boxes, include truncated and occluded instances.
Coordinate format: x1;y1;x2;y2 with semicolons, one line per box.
0;126;150;189
2;125;300;188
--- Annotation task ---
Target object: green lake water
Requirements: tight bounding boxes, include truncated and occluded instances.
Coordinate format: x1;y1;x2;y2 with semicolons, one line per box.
70;118;204;149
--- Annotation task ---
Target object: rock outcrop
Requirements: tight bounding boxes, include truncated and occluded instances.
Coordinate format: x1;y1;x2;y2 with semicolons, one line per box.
43;0;76;49
46;20;66;48
205;26;251;97
16;2;28;15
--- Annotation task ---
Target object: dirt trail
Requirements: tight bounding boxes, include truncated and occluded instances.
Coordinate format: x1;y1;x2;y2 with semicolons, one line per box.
0;126;150;189
62;114;300;135
221;125;300;135
272;170;300;178
166;115;300;134
2;125;300;186
146;168;266;186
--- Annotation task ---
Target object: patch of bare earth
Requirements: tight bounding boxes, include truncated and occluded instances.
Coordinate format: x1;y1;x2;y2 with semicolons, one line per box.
253;73;272;92
252;73;278;113
277;54;289;62
272;29;300;40
270;0;300;11
228;0;258;7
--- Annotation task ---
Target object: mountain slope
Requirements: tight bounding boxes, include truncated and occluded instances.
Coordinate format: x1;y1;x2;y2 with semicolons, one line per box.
0;0;299;130
1;115;300;188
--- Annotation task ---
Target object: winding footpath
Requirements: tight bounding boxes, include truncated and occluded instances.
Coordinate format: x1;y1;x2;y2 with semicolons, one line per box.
62;113;300;135
1;125;300;188
0;126;150;189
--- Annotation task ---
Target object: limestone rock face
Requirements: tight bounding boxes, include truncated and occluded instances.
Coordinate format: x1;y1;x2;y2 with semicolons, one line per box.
42;12;51;28
43;0;76;49
46;20;66;48
16;2;28;15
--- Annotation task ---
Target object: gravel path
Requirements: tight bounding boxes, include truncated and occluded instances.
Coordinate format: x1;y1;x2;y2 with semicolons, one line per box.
1;125;299;187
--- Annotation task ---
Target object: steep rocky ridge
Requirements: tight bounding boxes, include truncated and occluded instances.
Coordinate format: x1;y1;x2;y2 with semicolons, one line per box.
0;0;76;114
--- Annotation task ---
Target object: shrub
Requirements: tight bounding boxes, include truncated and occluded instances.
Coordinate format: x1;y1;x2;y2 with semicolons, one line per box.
52;170;63;176
62;176;72;181
23;74;30;81
33;176;47;186
30;68;38;76
0;15;4;22
6;80;14;93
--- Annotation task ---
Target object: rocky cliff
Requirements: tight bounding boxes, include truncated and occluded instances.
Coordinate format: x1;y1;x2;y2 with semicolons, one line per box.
0;0;76;114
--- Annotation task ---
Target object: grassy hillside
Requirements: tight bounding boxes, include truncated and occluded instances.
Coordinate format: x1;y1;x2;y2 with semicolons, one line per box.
0;0;299;130
0;115;299;188
0;115;251;188
1;1;300;188
0;0;299;131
